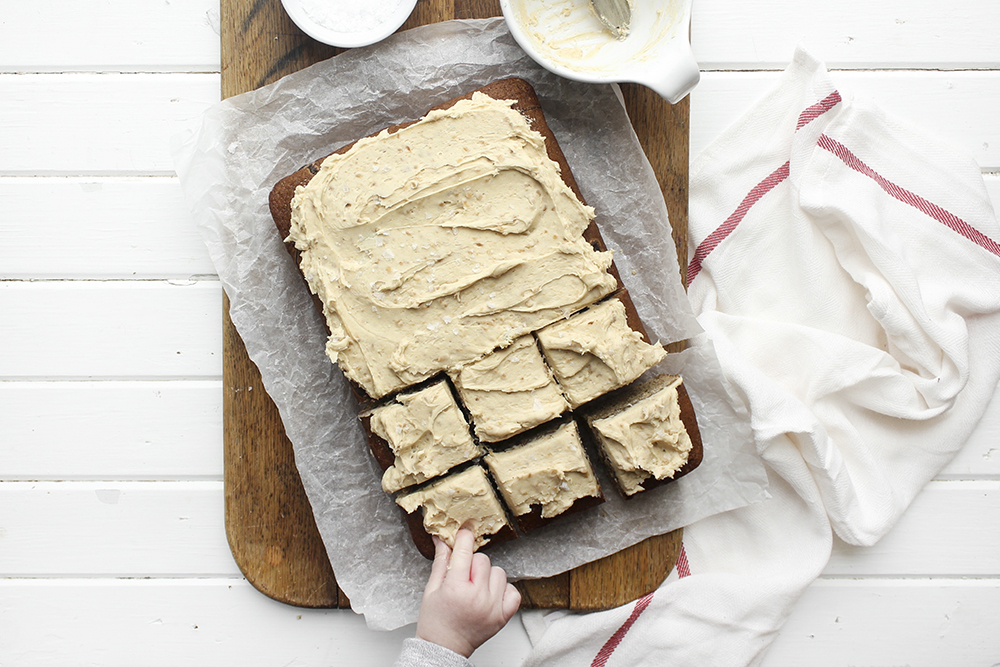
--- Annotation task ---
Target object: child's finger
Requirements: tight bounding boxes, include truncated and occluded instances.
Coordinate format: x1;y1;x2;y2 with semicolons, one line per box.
424;536;451;593
470;552;492;586
501;583;522;620
488;563;508;598
447;528;476;581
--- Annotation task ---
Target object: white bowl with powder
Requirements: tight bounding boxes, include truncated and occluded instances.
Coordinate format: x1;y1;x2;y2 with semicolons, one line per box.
281;0;418;48
500;0;700;104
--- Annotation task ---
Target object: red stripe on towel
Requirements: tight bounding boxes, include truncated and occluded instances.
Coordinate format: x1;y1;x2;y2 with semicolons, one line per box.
797;91;842;130
687;161;790;284
590;592;655;667
687;90;842;285
817;134;1000;258
676;544;691;578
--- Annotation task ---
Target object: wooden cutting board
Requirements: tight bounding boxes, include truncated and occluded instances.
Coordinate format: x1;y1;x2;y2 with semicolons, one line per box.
220;0;690;610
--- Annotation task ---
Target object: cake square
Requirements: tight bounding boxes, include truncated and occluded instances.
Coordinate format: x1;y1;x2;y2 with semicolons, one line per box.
583;374;703;497
535;294;666;408
483;420;603;532
450;335;569;442
367;379;483;493
395;464;516;558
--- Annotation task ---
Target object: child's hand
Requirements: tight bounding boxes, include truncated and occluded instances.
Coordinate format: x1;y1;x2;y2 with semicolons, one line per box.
415;528;522;658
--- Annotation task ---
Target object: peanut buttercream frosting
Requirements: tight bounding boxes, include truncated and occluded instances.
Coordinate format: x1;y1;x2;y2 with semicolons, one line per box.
537;297;667;407
369;380;483;493
591;376;693;495
484;421;600;519
288;93;617;399
451;335;569;442
395;465;510;549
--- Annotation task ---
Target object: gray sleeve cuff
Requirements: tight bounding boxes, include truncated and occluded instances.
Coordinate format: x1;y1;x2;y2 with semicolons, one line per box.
392;638;474;667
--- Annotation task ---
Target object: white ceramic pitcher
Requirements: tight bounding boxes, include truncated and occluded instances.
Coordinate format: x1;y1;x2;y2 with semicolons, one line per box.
500;0;700;104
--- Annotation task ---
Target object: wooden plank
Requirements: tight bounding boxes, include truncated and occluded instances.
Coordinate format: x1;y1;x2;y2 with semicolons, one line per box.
0;281;222;379
0;73;220;175
3;71;995;178
0;579;533;667
2;378;995;483
0;481;236;576
570;530;684;610
0;172;988;286
826;481;1000;576
219;0;336;99
219;0;685;612
0;177;215;279
692;0;1000;70
1;577;997;666
455;0;503;20
1;478;992;578
217;0;345;608
0;0;220;73
222;292;342;608
0;381;223;480
762;579;1000;666
690;70;1000;171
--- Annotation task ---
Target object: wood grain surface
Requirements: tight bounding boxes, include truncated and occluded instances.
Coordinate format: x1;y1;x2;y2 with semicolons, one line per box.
221;0;689;610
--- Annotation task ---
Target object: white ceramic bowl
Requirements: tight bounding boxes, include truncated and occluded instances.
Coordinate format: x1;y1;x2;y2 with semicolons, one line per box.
280;0;418;48
500;0;700;104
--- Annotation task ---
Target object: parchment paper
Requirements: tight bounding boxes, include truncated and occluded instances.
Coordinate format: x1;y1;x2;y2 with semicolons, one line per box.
171;17;768;630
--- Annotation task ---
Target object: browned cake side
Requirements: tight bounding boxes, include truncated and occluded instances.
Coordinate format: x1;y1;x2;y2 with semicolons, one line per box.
511;492;606;534
357;412;396;474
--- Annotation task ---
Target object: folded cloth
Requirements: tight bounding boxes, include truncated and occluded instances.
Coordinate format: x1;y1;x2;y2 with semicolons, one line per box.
521;48;1000;666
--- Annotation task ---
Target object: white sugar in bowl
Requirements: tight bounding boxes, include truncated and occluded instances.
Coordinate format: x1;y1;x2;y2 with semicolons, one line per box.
280;0;418;48
500;0;700;104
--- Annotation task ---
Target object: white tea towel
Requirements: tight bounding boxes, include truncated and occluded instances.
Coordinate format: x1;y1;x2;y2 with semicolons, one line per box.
520;48;1000;666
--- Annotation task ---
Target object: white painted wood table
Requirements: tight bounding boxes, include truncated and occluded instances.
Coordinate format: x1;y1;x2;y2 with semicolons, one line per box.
2;1;998;665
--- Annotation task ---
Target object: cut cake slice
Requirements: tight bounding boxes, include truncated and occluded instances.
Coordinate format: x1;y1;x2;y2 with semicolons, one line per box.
395;464;517;559
582;374;703;497
364;378;483;494
484;419;604;532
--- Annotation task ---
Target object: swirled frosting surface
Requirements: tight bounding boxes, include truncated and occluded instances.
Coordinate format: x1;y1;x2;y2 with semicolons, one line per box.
591;376;692;495
484;421;600;519
536;297;666;407
395;465;509;549
451;335;568;442
369;380;482;493
288;93;616;398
